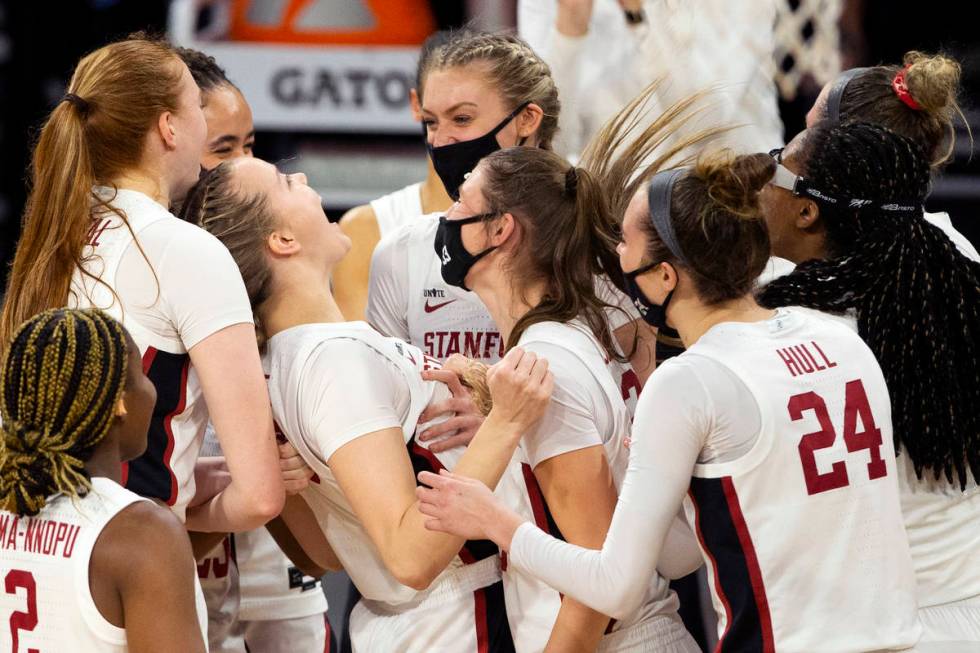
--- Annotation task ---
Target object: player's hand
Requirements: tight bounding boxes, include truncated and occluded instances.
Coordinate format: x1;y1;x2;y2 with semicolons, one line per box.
418;365;485;452
279;441;315;495
486;347;554;432
556;0;594;37
417;470;524;547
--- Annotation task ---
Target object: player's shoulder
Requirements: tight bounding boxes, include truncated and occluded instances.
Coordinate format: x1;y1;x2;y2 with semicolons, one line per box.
339;203;379;234
93;500;192;579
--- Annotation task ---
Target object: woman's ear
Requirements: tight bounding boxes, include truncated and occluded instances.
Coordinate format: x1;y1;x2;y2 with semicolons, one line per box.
796;198;821;230
267;229;301;257
661;261;679;294
517;103;545;141
489;213;517;248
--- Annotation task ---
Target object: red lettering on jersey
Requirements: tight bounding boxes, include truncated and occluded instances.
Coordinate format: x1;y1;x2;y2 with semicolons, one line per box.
776;347;801;376
85;217;111;246
423;332;435;356
463;332;484;358
0;515;12;549
4;569;39;653
23;520;39;553
41;521;58;555
791;346;814;374
62;525;80;558
445;331;461;356
778;342;838;378
811;340;837;369
51;523;68;556
484;332;500;360
422;354;441;371
197;537;232;579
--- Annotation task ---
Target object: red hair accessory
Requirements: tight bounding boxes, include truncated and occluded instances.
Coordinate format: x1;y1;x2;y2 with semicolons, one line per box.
892;66;922;111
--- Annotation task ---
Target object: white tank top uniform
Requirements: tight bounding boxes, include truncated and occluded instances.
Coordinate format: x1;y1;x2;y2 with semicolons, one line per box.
196;431;245;653
370;182;423;238
0;478;208;652
761;216;980;646
69;188;254;521
511;320;695;653
506;309;921;652
264;321;527;652
367;213;640;366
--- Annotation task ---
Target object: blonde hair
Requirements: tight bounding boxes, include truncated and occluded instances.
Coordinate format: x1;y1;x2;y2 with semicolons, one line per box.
0;35;184;348
424;32;561;149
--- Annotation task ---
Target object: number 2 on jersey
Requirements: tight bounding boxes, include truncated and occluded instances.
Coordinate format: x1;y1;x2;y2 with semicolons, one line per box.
788;379;887;496
4;569;38;653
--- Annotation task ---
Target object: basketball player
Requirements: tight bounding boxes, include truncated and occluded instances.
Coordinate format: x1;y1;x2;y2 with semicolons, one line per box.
759;121;980;647
185;155;554;652
332;30;456;321
179;46;332;653
430;140;705;651
0;40;284;622
367;32;657;408
417;151;922;652
806;51;978;260
0;308;207;653
177;47;255;169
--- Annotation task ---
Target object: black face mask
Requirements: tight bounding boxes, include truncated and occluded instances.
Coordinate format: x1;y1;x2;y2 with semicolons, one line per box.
425;102;531;200
433;214;498;290
623;262;674;330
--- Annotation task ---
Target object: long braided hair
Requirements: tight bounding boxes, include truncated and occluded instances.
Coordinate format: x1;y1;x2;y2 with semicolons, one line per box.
759;122;980;488
0;308;129;516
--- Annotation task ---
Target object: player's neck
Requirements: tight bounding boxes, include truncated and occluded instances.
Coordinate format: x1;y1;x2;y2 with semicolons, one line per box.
260;278;346;338
85;440;123;485
470;273;545;345
420;159;453;214
110;168;171;208
673;293;774;347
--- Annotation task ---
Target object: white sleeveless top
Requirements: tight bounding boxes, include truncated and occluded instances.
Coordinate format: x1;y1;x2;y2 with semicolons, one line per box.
682;312;919;650
370;182;423;238
69;188;253;521
0;478;208;652
264;321;526;605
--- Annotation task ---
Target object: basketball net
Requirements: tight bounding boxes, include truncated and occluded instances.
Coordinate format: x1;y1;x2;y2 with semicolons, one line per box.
772;0;843;100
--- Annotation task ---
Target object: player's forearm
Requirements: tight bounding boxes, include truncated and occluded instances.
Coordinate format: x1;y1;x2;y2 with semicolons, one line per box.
545;599;611;653
384;412;525;589
184;478;282;532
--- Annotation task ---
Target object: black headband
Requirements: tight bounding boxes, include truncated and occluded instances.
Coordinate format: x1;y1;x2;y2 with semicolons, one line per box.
825;67;868;124
646;169;689;267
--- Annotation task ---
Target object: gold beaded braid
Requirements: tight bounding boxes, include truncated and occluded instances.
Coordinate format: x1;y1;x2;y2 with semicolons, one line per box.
0;308;128;516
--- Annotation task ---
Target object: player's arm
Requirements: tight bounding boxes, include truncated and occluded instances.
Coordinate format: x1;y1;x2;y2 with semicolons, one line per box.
92;502;207;653
616;319;658;386
533;447;621;653
330;348;552;590
332;204;381;321
185;323;284;532
270;496;340;574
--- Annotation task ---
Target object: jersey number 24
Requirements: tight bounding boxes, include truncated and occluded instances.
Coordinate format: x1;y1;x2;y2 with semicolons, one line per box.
788;378;888;496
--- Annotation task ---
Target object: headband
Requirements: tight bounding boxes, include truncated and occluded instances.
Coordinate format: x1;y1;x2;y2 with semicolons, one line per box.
646;169;689;267
825;67;868;124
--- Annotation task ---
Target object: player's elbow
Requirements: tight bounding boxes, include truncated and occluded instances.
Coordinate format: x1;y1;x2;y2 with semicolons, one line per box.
247;487;286;525
386;555;442;591
604;583;646;621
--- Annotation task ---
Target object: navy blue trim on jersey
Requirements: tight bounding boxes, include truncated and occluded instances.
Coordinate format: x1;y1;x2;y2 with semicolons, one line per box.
126;348;189;504
479;579;516;653
408;441;498;561
689;476;774;653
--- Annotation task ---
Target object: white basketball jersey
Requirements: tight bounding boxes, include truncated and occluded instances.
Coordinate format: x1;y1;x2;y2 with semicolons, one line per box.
370;182;423;238
236;527;327;622
400;215;505;362
0;478;207;652
264;322;524;606
506;321;673;651
69;189;225;521
681;311;920;652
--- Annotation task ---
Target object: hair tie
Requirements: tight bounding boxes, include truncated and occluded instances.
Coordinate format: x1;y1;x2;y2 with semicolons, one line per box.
62;93;90;114
565;167;578;196
892;66;922;111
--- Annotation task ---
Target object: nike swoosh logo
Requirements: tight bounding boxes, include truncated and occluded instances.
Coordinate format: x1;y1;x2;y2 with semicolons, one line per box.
424;299;457;313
